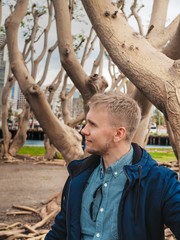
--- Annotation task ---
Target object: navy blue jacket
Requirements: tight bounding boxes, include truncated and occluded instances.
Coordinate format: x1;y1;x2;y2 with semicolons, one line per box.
45;144;180;240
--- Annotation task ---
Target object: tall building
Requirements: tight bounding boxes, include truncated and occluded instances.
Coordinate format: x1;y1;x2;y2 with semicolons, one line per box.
10;81;19;110
17;87;26;110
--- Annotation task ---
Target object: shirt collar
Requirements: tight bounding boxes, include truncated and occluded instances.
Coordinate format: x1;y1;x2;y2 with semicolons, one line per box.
100;145;133;178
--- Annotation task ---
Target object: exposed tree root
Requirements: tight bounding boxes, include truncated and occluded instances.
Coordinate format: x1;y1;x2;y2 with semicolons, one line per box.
6;211;33;215
33;160;66;166
12;205;40;214
0;193;61;239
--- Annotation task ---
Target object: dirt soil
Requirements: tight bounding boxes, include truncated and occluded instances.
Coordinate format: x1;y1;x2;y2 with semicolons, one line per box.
0;156;68;226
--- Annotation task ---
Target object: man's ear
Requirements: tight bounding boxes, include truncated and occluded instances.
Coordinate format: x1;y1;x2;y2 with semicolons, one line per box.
114;127;126;142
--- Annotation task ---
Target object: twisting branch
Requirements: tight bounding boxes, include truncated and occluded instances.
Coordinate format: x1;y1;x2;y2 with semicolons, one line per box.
130;0;144;36
91;41;105;75
37;41;58;86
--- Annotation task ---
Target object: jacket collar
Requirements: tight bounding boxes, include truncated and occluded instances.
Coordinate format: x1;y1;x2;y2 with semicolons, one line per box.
67;143;157;179
68;143;143;177
125;143;158;180
68;154;101;178
131;142;143;164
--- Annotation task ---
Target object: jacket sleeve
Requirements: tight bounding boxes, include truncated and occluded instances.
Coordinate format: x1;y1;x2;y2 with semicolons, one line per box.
45;177;71;240
162;169;180;239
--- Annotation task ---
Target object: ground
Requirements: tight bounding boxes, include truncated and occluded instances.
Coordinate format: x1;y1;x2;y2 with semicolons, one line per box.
0;156;68;228
0;156;177;239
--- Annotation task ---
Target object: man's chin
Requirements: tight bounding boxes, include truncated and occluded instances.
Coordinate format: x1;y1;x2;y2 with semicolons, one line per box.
86;147;100;155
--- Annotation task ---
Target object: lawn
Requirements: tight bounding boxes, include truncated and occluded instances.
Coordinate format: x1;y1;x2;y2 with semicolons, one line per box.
17;146;177;162
146;148;176;162
17;146;63;159
17;146;46;156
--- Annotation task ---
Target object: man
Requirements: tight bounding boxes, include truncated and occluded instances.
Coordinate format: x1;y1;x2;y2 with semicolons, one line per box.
45;91;180;240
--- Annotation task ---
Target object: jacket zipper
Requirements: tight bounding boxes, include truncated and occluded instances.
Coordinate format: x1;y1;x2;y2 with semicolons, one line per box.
134;165;142;223
118;166;133;239
66;178;72;240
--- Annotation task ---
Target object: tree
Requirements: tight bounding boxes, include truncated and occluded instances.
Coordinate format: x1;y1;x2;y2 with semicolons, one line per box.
51;0;180;165
80;0;180;162
1;0;180;170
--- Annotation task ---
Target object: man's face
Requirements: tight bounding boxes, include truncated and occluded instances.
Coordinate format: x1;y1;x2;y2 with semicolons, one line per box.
81;106;116;155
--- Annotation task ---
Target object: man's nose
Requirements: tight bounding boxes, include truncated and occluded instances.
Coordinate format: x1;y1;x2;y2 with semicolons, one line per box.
81;125;88;135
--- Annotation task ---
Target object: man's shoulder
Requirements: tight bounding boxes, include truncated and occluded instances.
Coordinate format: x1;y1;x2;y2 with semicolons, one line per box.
151;163;178;180
67;154;101;177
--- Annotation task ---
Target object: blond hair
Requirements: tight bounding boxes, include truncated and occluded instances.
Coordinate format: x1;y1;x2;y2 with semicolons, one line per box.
88;91;141;141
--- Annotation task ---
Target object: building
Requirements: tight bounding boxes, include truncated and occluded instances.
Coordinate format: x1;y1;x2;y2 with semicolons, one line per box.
16;87;26;110
72;89;84;119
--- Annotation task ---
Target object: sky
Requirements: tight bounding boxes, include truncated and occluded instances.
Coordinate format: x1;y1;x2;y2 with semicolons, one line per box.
1;0;180;87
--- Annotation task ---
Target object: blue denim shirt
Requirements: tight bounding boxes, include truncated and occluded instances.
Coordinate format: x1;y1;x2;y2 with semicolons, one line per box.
81;146;133;240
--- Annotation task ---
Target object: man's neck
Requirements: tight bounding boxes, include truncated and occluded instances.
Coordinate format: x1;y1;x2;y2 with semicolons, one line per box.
103;143;131;169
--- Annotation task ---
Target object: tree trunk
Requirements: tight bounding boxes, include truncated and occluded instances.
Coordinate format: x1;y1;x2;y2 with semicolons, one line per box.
128;85;153;147
0;0;2;28
1;76;15;159
81;0;180;169
8;104;30;156
52;0;108;104
5;0;84;164
44;135;57;160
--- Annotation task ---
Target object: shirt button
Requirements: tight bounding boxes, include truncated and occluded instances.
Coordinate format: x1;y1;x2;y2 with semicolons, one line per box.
114;171;118;175
96;233;100;237
104;183;108;187
100;208;104;212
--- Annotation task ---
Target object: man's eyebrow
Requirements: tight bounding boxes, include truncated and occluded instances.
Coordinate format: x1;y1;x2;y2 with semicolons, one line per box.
87;118;97;126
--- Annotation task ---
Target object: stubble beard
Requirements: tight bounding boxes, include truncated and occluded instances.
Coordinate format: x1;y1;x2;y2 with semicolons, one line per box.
86;141;110;156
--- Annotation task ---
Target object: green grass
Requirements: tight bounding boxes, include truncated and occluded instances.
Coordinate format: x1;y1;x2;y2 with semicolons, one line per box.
17;146;177;162
146;148;176;162
17;146;45;156
17;146;63;159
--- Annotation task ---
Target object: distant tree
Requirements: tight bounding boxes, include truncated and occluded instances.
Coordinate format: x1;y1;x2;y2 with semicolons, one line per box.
152;108;165;127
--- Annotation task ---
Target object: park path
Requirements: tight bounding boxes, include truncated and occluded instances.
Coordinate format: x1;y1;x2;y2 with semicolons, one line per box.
0;161;68;212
